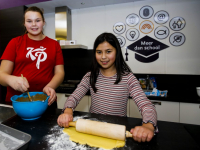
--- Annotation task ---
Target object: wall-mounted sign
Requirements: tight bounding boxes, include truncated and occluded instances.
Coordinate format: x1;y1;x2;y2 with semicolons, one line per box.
154;26;170;39
126;28;140;41
169;32;186;46
116;35;126;47
113;22;126;34
125;35;169;63
169;17;186;31
139;5;154;19
139;20;154;34
154;10;169;24
126;13;140;27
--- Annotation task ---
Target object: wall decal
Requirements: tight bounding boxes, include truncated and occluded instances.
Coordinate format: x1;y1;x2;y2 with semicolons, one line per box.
126;13;140;27
154;10;169;24
113;22;126;34
139;5;154;19
116;35;126;47
154;26;170;39
125;35;169;63
169;17;186;31
139;20;154;34
169;32;186;46
126;28;140;41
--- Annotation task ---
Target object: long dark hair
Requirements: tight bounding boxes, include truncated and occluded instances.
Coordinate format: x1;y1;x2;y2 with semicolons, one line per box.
90;32;132;93
23;6;45;34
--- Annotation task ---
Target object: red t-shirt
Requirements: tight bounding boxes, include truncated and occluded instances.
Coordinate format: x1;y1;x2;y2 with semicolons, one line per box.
0;34;64;102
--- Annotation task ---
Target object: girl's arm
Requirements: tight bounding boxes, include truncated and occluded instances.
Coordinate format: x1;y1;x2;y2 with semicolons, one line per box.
43;64;64;105
128;74;157;142
57;73;90;127
0;60;29;92
62;72;90;110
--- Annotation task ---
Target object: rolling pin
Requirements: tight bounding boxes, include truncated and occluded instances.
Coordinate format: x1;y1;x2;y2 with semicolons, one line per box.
69;119;132;141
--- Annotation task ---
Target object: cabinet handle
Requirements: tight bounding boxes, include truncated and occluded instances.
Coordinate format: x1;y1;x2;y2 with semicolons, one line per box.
65;94;71;97
152;101;161;105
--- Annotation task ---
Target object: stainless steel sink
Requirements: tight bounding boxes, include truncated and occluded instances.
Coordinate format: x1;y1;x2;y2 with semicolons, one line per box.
0;104;16;123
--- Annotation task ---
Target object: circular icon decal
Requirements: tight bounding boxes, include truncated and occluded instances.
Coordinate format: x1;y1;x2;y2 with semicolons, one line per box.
154;10;169;24
113;22;126;34
126;28;140;41
139;20;154;34
169;17;186;31
116;36;126;47
139;5;154;19
126;13;140;27
169;32;185;46
154;26;170;39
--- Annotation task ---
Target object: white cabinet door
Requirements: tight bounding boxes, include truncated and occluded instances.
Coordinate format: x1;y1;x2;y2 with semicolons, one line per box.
130;99;142;119
56;93;89;112
56;93;68;109
151;100;179;123
127;99;130;117
180;102;200;125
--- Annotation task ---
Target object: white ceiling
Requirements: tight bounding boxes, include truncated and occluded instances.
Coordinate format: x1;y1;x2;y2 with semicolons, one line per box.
26;0;145;14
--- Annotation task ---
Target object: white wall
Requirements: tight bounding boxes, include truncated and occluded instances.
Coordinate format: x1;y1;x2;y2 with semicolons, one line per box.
44;0;200;75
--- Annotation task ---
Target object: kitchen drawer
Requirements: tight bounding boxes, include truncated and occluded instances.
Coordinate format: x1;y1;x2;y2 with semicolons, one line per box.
180;102;200;125
151;100;179;123
56;93;89;112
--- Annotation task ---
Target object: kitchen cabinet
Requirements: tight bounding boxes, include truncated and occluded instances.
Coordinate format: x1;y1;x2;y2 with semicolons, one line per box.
130;99;179;123
180;102;200;125
56;93;89;112
127;99;130;117
0;6;27;103
151;100;179;123
129;99;142;119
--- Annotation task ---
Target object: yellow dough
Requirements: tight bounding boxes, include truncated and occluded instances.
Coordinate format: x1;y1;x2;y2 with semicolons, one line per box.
63;127;125;149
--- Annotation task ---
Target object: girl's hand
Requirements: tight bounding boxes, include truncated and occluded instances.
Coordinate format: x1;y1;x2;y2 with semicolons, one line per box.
57;113;73;127
43;86;56;105
130;123;154;142
9;76;29;92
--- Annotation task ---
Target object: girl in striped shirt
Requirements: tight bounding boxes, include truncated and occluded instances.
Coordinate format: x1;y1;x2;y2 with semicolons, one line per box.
57;32;157;142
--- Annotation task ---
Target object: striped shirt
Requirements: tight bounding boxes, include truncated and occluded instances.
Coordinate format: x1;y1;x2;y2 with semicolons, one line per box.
64;71;157;127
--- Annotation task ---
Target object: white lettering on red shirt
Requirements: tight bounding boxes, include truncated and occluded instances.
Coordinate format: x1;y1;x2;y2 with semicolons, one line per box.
26;46;47;69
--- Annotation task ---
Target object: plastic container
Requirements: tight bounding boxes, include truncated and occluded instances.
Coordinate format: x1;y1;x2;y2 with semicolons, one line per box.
11;92;49;120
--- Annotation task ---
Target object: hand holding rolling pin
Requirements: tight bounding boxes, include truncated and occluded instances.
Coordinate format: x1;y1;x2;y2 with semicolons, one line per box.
130;123;155;142
57;108;73;127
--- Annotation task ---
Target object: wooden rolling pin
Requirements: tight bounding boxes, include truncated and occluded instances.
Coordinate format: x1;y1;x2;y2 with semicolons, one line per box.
69;119;132;141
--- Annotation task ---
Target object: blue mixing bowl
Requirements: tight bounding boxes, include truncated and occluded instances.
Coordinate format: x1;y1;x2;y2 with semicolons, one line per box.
11;92;49;120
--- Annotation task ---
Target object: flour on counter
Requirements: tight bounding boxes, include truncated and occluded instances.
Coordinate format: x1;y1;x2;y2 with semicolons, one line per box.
43;115;110;150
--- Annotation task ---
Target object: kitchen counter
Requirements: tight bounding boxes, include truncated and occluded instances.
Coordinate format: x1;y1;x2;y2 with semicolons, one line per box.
2;108;200;150
147;95;200;104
